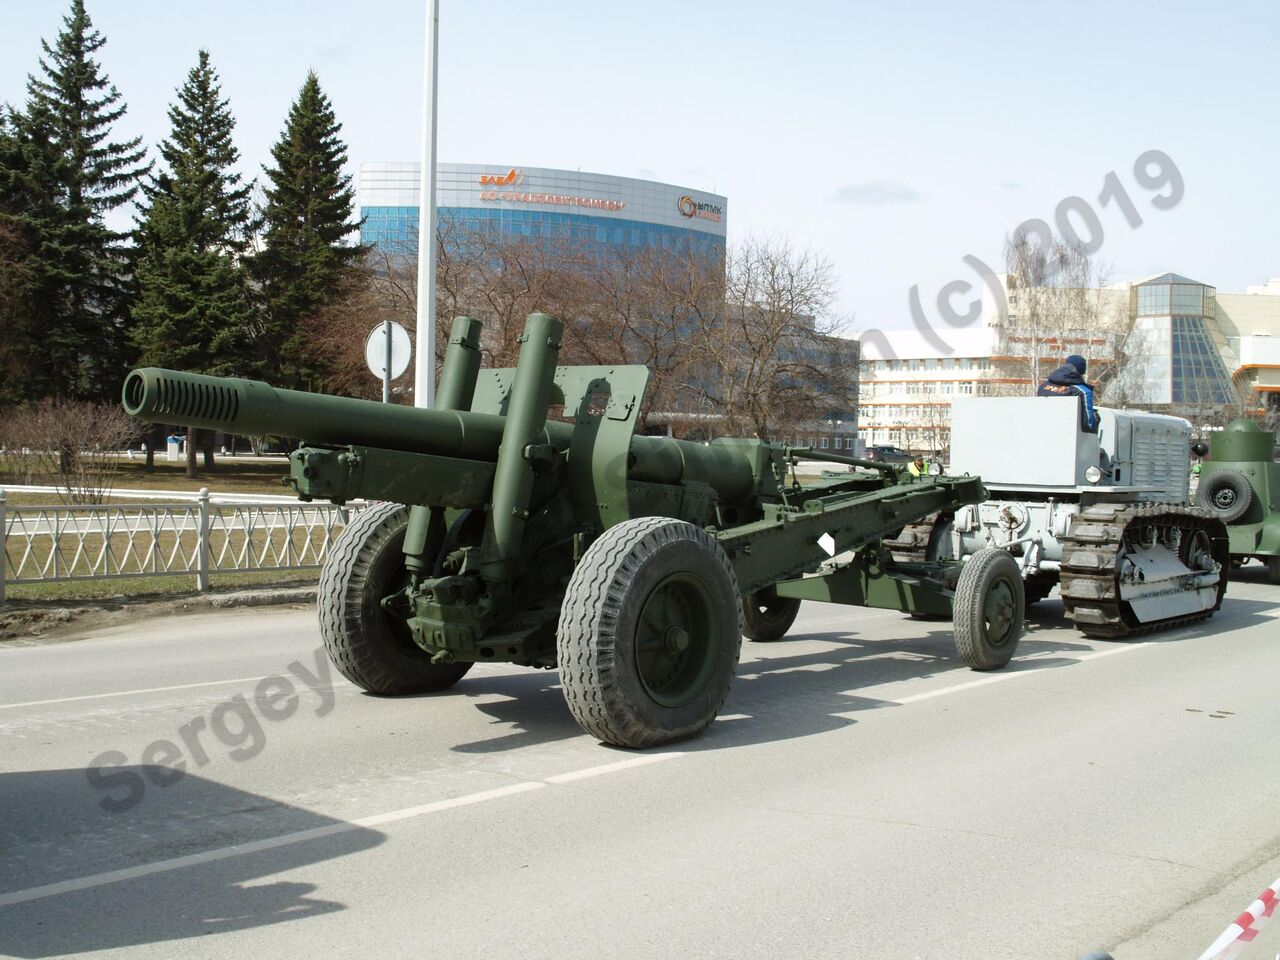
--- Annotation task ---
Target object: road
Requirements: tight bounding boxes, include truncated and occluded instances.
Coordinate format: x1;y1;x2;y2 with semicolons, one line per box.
2;570;1279;960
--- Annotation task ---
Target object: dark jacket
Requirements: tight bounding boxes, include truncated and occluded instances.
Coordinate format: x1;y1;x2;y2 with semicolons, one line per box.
1037;364;1098;431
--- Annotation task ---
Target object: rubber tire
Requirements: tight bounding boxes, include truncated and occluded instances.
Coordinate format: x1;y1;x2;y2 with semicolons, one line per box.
557;517;741;748
953;548;1024;671
741;586;801;642
318;502;472;695
1269;556;1280;585
1197;469;1254;524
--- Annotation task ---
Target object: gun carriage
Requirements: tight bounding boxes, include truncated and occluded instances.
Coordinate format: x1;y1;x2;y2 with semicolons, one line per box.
123;313;1024;747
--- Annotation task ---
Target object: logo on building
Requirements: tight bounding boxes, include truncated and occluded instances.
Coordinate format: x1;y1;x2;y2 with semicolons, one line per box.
479;169;523;186
678;195;723;222
478;190;626;211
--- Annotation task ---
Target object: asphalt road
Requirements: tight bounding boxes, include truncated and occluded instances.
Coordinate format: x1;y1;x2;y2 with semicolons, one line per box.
2;569;1279;960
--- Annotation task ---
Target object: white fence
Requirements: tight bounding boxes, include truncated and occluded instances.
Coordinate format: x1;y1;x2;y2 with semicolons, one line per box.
0;488;366;601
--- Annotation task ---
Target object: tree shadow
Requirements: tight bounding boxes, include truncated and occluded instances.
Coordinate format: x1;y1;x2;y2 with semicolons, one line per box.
0;767;384;958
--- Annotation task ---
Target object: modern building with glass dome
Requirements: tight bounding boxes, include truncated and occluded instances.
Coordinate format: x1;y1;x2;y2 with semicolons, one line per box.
1126;273;1236;406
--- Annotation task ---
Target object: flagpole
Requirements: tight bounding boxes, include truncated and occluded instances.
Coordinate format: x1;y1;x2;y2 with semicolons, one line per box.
414;0;440;408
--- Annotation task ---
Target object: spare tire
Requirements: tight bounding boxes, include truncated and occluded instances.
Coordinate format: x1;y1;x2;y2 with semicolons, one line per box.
1197;469;1254;524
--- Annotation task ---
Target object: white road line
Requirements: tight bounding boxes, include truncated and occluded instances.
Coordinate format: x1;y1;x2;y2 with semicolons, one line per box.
891;643;1152;705
544;752;683;783
0;754;683;908
0;676;275;710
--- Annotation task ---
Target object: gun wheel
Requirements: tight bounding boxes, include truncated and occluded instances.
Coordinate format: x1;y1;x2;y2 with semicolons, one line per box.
318;502;472;695
952;548;1024;671
558;518;741;748
741;586;801;642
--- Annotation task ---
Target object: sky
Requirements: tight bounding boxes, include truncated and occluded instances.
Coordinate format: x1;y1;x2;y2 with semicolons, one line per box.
1;0;1276;337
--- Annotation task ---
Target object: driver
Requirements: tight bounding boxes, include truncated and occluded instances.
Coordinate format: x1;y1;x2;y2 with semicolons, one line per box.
1037;354;1098;432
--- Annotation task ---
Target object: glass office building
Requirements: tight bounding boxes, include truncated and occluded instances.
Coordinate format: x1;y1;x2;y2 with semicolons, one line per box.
359;163;727;264
1129;273;1235;406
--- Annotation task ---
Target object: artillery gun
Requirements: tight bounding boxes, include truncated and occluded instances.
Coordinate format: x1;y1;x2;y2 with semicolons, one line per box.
1194;418;1280;582
123;313;1025;748
888;397;1229;639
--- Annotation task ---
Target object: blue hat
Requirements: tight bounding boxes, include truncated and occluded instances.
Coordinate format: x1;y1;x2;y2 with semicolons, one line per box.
1066;355;1087;375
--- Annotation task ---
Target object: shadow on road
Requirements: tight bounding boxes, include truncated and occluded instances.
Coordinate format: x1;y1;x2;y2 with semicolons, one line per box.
444;593;1277;754
0;767;384;958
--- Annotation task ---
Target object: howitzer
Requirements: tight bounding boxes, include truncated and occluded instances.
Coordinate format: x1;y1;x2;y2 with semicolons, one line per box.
123;313;1024;748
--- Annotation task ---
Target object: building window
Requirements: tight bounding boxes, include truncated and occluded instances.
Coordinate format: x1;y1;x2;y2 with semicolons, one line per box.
820;437;829;449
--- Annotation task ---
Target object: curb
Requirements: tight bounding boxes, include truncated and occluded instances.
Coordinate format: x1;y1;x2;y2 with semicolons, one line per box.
0;585;317;644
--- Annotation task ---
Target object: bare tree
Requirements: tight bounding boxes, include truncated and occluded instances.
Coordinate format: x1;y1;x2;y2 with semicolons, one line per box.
696;237;857;440
0;400;141;503
1001;232;1125;393
306;227;858;444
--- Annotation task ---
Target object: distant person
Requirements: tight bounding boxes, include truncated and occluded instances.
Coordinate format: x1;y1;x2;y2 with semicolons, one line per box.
1037;354;1098;432
907;454;927;477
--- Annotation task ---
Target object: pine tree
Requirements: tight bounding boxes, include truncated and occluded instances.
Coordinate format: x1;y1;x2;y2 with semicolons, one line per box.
131;50;257;477
18;0;150;400
0;107;76;405
255;71;360;389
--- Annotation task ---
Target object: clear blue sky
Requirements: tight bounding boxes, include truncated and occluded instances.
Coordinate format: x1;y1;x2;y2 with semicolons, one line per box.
2;0;1276;333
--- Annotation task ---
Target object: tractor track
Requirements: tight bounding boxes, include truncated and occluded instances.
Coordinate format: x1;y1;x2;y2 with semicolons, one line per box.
1058;502;1230;639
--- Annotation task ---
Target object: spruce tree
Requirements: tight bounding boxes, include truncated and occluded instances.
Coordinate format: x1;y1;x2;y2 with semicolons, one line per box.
19;0;149;400
0;107;76;405
255;71;359;389
131;50;257;477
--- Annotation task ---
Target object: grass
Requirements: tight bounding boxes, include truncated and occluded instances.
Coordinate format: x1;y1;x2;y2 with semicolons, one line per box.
1;457;293;499
3;570;318;602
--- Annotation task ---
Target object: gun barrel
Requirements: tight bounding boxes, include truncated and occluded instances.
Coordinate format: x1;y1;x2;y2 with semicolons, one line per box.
122;367;510;460
122;366;757;501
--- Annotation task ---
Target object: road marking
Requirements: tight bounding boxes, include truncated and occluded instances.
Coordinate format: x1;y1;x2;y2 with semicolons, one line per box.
545;752;683;783
891;643;1152;705
0;753;684;908
0;677;278;711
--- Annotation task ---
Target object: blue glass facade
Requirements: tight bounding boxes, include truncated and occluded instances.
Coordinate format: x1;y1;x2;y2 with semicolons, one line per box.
1171;316;1233;404
361;205;727;261
1135;273;1235;406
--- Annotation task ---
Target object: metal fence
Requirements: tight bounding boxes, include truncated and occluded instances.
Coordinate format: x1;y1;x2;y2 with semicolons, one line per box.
0;488;366;601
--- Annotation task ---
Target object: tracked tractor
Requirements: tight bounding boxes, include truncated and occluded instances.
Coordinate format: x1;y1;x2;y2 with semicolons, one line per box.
887;397;1229;639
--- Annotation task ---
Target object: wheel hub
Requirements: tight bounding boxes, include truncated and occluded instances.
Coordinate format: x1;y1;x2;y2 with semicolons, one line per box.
635;574;719;707
664;625;690;654
984;581;1015;643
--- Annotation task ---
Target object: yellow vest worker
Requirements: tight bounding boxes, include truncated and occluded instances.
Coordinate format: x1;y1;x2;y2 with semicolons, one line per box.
908;456;926;477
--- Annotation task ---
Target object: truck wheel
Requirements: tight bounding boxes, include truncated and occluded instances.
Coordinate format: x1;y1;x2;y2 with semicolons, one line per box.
1268;556;1280;585
953;548;1023;671
558;518;741;748
741;586;801;642
1197;469;1253;523
319;502;472;695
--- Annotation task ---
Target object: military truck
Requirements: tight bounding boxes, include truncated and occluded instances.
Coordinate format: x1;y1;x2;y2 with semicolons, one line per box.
887;396;1229;638
1194;419;1280;583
